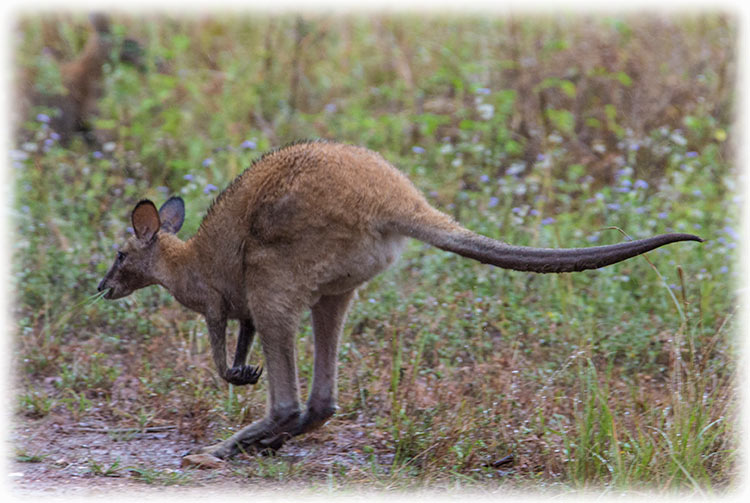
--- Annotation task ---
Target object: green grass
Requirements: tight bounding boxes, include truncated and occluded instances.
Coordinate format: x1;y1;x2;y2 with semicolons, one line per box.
10;11;738;493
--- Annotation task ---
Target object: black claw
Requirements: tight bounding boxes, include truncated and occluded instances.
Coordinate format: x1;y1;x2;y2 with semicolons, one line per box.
224;364;264;386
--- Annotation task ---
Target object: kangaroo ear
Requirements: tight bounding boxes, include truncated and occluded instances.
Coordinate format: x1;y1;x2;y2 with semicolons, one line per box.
132;200;160;242
158;196;185;234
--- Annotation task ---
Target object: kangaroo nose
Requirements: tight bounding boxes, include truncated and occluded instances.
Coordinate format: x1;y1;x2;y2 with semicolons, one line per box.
97;279;106;292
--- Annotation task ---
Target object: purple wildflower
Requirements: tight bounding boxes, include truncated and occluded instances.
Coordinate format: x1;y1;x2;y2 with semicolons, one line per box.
724;226;739;241
686;151;699;158
475;87;491;95
202;158;214;167
93;151;103;159
633;179;648;190
657;212;668;219
488;197;499;208
36;113;50;123
607;203;621;211
541;217;556;225
324;103;337;113
240;139;257;150
184;174;194;181
719;265;729;274
529;209;539;216
536;153;546;162
412;146;425;154
204;183;218;194
479;174;490;183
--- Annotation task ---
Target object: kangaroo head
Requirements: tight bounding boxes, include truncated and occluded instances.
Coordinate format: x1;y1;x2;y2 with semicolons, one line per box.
98;197;185;300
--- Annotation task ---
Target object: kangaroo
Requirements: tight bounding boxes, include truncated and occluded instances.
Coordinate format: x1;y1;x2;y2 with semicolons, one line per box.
97;140;702;460
34;14;142;146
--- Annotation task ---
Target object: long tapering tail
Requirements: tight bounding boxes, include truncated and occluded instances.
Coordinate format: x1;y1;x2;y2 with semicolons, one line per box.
389;207;703;273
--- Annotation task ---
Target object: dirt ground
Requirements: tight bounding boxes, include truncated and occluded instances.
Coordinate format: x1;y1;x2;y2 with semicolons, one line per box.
8;413;380;497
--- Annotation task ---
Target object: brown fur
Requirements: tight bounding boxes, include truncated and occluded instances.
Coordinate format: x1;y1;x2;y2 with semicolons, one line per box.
98;140;702;460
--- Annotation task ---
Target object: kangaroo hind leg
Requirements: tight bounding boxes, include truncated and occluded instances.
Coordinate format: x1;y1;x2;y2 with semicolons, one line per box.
299;289;356;434
199;305;304;459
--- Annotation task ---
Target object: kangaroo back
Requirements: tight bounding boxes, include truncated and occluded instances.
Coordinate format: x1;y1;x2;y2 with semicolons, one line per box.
387;204;702;273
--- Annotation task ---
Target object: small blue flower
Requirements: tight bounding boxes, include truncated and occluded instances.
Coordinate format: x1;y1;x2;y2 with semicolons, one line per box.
587;234;600;243
657;212;668;219
36;113;50;123
541;217;556;225
50;131;60;141
184;174;194;181
204;183;218;194
324;103;337;113
633;179;649;190
10;150;28;161
511;207;522;215
686;151;699;158
724;226;739;241
607;203;621;211
202;158;214;167
529;209;539;216
93;151;103;159
125;178;135;186
44;138;54;148
621;179;632;187
412;146;425;154
488;196;499;208
616;187;630;193
693;189;703;196
240;140;257;150
479;174;490;183
635;207;646;214
157;186;169;193
629;143;640;151
719;265;729;274
475;87;491;95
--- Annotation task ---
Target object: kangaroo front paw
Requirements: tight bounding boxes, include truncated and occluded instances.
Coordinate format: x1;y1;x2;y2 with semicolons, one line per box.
224;364;263;385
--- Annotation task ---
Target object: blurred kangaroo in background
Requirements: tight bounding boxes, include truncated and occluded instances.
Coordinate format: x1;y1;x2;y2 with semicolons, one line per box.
24;13;143;146
98;141;703;460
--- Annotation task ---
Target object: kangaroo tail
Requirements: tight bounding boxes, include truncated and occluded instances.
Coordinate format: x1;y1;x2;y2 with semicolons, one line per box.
388;207;703;273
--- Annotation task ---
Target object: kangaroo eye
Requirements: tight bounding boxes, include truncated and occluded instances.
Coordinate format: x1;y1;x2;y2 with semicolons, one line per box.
116;251;126;262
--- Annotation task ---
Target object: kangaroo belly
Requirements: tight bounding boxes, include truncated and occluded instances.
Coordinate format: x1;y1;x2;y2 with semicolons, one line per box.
317;232;406;296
